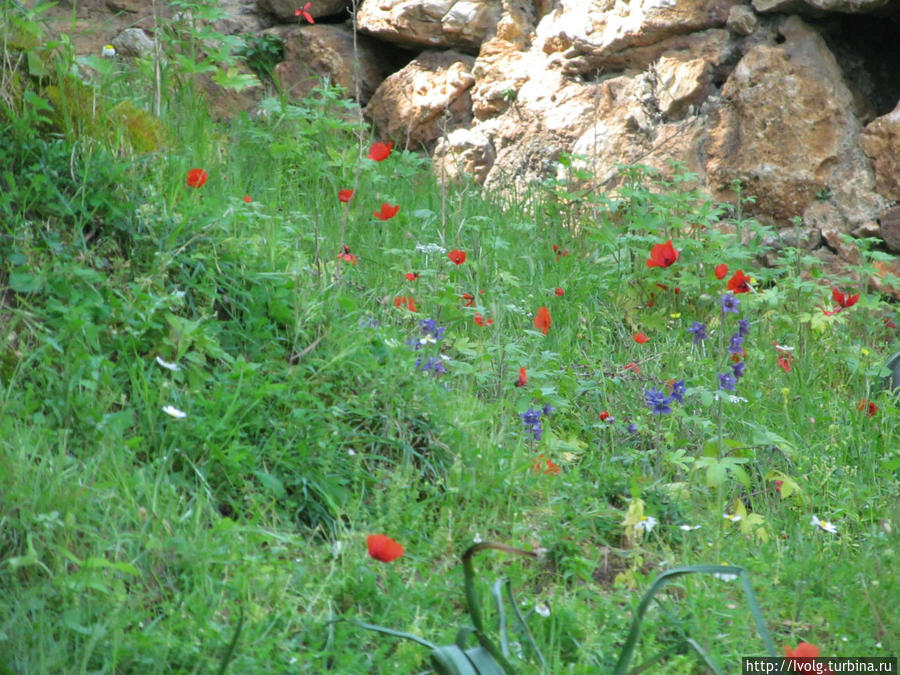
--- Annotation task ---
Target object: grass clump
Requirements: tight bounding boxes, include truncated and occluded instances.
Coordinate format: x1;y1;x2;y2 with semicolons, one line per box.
0;2;898;672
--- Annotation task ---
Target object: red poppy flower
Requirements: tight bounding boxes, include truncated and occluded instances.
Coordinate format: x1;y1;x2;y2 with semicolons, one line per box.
774;479;784;495
832;287;859;309
727;270;751;294
515;367;527;387
531;454;560;475
777;352;793;373
554;288;564;296
294;2;315;23
645;240;679;268
393;296;417;312
632;332;650;344
624;362;641;375
884;317;898;329
656;283;668;291
714;263;728;280
460;293;475;307
599;411;610;421
366;534;404;562
337;252;357;264
857;398;878;418
784;643;819;659
243;194;252;203
404;272;419;281
186;168;208;188
367;141;393;161
533;306;551;335
338;189;354;203
373;203;399;220
473;313;493;326
448;249;466;265
552;244;570;259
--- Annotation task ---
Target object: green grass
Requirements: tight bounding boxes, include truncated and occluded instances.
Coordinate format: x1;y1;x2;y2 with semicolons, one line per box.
1;3;898;672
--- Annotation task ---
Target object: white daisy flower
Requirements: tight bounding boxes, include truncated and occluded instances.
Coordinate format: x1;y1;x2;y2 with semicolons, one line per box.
162;405;187;419
810;514;838;534
155;356;181;371
534;602;550;617
723;512;742;523
679;524;701;531
635;516;658;533
102;44;116;57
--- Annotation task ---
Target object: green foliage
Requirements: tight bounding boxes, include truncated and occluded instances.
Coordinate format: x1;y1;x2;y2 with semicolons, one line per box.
0;4;898;673
236;34;284;81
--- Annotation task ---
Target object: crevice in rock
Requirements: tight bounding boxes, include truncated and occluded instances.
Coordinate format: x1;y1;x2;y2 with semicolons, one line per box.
814;11;900;120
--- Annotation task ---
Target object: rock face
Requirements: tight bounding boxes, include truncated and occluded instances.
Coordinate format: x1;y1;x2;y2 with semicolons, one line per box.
273;24;389;104
860;100;900;202
356;0;502;53
364;50;475;148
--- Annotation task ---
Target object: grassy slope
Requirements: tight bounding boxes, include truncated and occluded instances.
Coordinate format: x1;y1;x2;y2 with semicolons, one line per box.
1;13;898;674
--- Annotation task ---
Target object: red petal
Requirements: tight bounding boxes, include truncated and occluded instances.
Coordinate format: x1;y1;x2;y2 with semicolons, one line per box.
533;306;551;335
367;534;404;562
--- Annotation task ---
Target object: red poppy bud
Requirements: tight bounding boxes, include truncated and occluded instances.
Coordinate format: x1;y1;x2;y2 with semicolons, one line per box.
366;534;404;562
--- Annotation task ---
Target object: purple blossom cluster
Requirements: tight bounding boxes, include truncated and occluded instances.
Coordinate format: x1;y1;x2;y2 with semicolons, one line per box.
643;380;685;415
521;403;554;441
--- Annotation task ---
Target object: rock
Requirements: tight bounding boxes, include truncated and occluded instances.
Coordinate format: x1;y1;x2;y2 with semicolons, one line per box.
547;0;739;75
364;50;476;148
272;24;390;104
726;5;758;36
860;99;900;202
356;0;502;53
752;0;892;14
258;0;349;22
706;16;885;231
112;28;155;57
879;206;900;253
433;127;495;183
654;55;711;119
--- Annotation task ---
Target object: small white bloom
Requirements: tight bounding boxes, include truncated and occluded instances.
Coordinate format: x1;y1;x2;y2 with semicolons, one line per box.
415;243;446;255
419;335;437;345
331;540;343;557
679;524;701;531
347;449;356;456
728;395;748;404
155;356;181;371
713;564;738;581
810;514;838;534
535;602;551;617
723;512;741;523
473;533;483;543
102;44;116;57
635;516;658;533
162;405;187;419
774;344;795;351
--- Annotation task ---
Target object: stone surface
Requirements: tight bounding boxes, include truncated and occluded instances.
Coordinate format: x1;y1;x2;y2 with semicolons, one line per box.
654;55;711;119
860;99;900;201
880;206;900;253
112;28;155;57
433;127;496;183
272;24;390;104
706;16;885;231
258;0;349;22
752;0;892;13
364;50;476;148
356;0;502;53
726;4;758;35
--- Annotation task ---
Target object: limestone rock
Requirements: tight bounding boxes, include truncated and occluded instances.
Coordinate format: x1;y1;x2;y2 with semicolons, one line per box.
726;5;758;36
272;24;389;104
356;0;502;53
880;206;900;253
707;16;885;231
258;0;349;22
545;0;740;75
654;55;711;119
752;0;892;14
365;50;476;148
433;128;495;183
112;28;155;57
860;99;900;201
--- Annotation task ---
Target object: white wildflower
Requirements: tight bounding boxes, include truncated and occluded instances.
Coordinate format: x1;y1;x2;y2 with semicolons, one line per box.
635;515;658;533
102;44;116;57
155;356;181;371
723;512;741;523
162;405;187;419
415;243;446;255
810;514;838;534
679;524;701;531
535;602;551;618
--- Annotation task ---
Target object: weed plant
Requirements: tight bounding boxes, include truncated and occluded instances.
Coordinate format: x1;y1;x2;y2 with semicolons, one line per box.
0;2;897;672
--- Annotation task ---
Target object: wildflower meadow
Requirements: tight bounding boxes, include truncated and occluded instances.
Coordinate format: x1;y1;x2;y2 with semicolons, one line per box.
1;2;898;673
